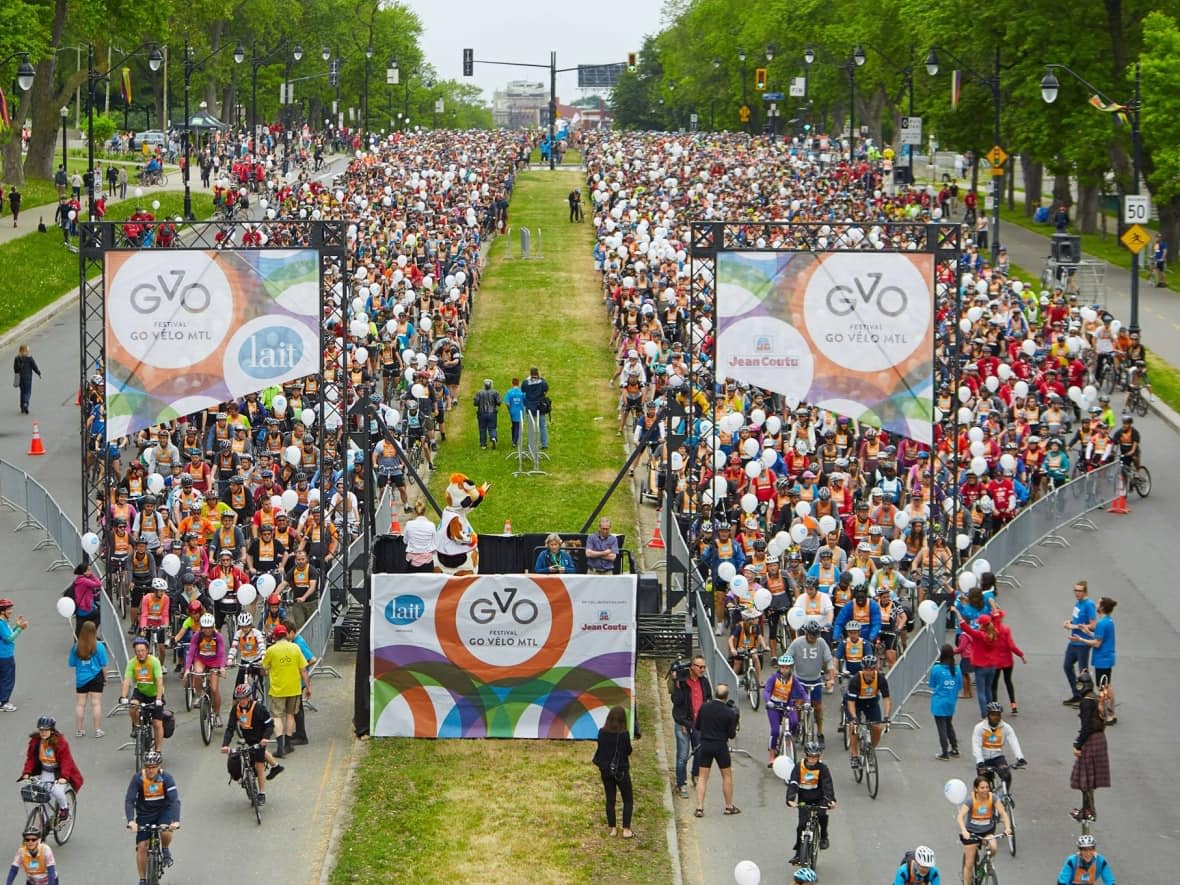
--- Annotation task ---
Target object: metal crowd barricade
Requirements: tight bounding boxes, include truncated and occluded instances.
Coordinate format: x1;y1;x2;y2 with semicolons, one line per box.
0;461;27;512
691;580;738;693
97;588;130;679
297;589;341;683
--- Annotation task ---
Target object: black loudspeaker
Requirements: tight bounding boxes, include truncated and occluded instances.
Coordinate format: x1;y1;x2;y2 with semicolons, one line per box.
893;166;913;185
636;573;661;614
1052;233;1081;263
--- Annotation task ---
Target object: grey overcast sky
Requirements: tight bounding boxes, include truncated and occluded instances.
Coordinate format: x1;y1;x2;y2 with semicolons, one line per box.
404;0;667;103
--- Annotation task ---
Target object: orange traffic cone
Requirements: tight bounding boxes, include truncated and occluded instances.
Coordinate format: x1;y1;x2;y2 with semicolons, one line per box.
1108;476;1130;515
27;422;45;456
646;526;666;549
75;388;81;406
503;517;513;535
388;514;402;534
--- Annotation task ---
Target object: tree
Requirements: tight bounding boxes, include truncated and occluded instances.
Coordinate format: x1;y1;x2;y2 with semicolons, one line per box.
1140;11;1180;252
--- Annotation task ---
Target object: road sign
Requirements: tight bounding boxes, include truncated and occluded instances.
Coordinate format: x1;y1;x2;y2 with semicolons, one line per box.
789;77;806;98
739;105;750;123
985;144;1008;169
762;91;784;101
689;113;699;132
1121;223;1151;254
1124;195;1151;225
899;116;922;146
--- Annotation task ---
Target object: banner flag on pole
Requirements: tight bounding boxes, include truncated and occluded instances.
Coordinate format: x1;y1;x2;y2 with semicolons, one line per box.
0;88;9;128
120;67;132;105
951;71;961;108
1088;94;1129;126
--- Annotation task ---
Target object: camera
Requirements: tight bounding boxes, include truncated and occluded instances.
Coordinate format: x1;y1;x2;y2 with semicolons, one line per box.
667;659;693;682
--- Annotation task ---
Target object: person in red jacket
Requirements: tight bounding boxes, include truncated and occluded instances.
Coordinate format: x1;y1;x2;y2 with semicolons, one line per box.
20;716;83;821
959;614;1013;719
988;610;1027;716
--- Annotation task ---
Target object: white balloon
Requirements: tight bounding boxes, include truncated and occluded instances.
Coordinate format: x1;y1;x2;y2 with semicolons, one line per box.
147;473;165;494
718;562;737;583
209;578;229;601
1021;339;1036;357
893;511;910;530
958;571;978;591
944;778;969;805
1000;454;1017;473
281;489;299;512
790;524;808;544
734;860;761;885
670;452;684;471
970;441;985;458
765;416;782;434
745;460;762;479
743;438;760;458
272;395;288;415
754;588;772;611
761;448;777;468
795;501;811;518
730;575;749;594
787;607;806;630
741;493;758;514
236;584;257;607
81;532;101;556
1013;381;1029;399
957;408;973;425
818;515;837;535
256;574;276;596
968;427;985;443
285;445;302;467
270;495;283;511
971;456;988;476
849;566;866;586
984;375;999;393
889;539;907;560
713;475;729;498
160;553;181;577
972;558;992;578
956;533;971;551
301;408;316;426
958;386;971;404
750;408;766;427
56;597;76;619
772;754;795;781
997;364;1012;381
1068;386;1082;404
918;599;940;626
959;317;972;334
713;451;727;470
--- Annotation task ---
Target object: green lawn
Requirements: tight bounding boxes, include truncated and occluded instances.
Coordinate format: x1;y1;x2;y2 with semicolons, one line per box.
529;145;583;165
0;190;215;335
1145;350;1180;415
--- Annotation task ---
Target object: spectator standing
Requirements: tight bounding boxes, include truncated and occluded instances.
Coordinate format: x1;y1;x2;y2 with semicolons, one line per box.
670;656;710;799
591;705;633;838
54;165;69;198
0;599;29;710
1084;597;1117;725
988;610;1026;716
585;518;619;575
9;186;21;227
1151;235;1167;287
118;167;127;199
929;643;962;760
521;367;549;451
1069;672;1109;822
1062;581;1097;705
402;500;437;573
261;624;309;758
68;621;107;737
693;683;740;817
504;377;525;447
13;344;41;415
1053;204;1070;233
63;562;102;636
473;379;501;449
69;171;82;200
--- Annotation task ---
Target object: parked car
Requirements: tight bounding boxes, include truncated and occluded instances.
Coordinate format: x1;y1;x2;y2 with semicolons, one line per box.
134;130;168;149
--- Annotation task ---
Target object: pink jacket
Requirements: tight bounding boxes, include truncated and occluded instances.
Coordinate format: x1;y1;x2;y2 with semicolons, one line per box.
960;617;1018;669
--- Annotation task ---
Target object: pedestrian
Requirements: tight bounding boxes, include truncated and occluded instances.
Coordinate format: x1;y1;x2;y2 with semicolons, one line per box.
568;187;582;222
261;624;309;758
9;186;21;227
1053;203;1070;233
402;500;437;573
68;620;107;737
504;377;525;448
12;344;41;415
669;655;710;799
692;682;740;817
521;366;550;451
69;170;82;200
958;613;1007;718
54;164;69;199
118;167;128;199
106;164;118;195
1062;580;1097;705
1068;671;1109;822
473;378;501;449
64;561;102;636
987;609;1026;716
929;643;962;760
1151;235;1167;288
0;598;29;711
283;619;314;746
591;704;633;838
1083;597;1117;725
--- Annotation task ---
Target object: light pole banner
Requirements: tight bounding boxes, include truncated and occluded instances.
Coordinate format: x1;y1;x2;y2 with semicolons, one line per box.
715;249;935;444
103;248;321;438
371;573;636;739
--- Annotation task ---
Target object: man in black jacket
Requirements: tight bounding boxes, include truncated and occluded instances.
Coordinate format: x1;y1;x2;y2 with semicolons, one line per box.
220;683;283;805
693;683;740;816
670;656;711;798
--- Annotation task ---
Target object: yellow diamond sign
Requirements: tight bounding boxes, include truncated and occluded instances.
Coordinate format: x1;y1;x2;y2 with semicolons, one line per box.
1121;223;1151;254
985;145;1008;169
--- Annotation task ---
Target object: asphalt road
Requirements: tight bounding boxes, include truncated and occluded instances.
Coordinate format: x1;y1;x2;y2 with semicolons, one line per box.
688;412;1178;885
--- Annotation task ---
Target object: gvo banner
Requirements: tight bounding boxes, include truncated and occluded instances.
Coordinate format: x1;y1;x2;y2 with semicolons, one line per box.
371;574;636;739
104;249;321;438
716;250;935;443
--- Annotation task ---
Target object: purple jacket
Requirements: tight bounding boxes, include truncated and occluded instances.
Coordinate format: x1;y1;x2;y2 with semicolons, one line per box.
763;671;810;725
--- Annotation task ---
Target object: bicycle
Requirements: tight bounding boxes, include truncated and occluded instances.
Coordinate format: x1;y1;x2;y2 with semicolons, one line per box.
110;559;131;620
1125;385;1150;417
962;834;1000;885
732;650;763;710
19;779;76;845
850;714;882;799
138;822;172;885
229;740;265;825
980;761;1024;857
121;699;158;772
794;700;818;759
1120;460;1151;498
792;802;834;875
234;661;267;704
185;669;220;745
767;700;798;761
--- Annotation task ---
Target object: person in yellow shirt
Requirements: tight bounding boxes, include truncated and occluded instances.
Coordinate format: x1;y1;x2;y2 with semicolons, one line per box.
261;626;309;758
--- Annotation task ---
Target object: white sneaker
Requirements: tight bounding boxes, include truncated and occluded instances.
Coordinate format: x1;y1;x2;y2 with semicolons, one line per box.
75;730;85;738
0;704;17;712
94;729;106;738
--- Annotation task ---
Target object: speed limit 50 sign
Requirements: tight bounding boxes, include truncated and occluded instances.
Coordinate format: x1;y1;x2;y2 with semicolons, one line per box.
1124;195;1151;224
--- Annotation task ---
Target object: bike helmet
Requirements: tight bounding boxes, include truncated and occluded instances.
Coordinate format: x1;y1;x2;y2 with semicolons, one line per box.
802;620;823;637
777;654;794;667
1075;670;1094;694
818;548;833;559
861;654;879;668
879;555;894;567
36;715;55;730
753;539;768;552
846;619;862;631
985;701;1003;715
793;868;818;883
857;542;872;553
143;750;163;766
199;613;216;628
802;741;822;757
233;683;253;700
236;612;254;627
1121;414;1133;424
151;577;168;591
21;827;41;839
805;575;820;587
914;845;936;866
132;636;149;647
134;536;148;546
1076;834;1096;849
188;600;203;614
818;487;831;501
141;495;157;507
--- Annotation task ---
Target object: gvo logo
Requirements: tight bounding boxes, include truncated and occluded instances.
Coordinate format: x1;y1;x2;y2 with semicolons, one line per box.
385;594;425;626
826;272;907;317
130;269;212;314
469;586;538;625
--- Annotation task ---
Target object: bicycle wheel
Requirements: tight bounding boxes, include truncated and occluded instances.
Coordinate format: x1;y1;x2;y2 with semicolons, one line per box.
184;679;194;712
1133;393;1149;417
840;706;850;751
1099;368;1115;395
146;843;161;885
747;670;761;711
978;861;998;885
134;728;147;772
53;787;76;844
116;574;129;619
1003;796;1016;856
199;695;213;745
1134;466;1151;497
24;806;47;841
804;826;820;873
864;745;879;799
853;750;864;783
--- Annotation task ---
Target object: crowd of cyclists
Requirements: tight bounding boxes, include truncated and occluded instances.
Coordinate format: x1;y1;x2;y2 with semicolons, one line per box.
585;131;1123;882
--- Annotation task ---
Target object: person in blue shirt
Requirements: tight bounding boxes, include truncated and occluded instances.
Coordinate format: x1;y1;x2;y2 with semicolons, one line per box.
893;844;941;884
0;599;29;712
832;585;881;643
68;621;109;737
503;377;525;448
1083;597;1117;725
1057;833;1115;884
1062;580;1098;705
928;644;962;760
533;533;576;574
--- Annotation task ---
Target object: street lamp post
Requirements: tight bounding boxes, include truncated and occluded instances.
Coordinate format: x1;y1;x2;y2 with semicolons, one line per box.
801;46;864;161
860;45;916;181
235;42;301;162
362;44;373;140
59;106;69;174
1040;62;1142;333
927;45;1003;264
181;38;243;220
738;47;748;132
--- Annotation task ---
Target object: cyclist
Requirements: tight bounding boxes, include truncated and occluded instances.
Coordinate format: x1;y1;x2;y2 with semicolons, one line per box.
727;611;767;684
844;654;891;771
127;537;158;635
832;584;882;645
119;637;167;752
1056;834;1115;884
1125;360;1149;412
874;585;908;667
139;578;171;663
19;716;82;822
228;612;266;690
833;618;867;685
785;741;836;865
208;549;248;631
785;621;836;746
1114;414;1140;471
220;683;283;806
184;613;226;727
124;750;180;885
795;576;834;636
261;593;287;640
617;350;647;435
956;774;1011;885
892;845;941;884
6;828;57;885
764;654;809;765
971;702;1027;793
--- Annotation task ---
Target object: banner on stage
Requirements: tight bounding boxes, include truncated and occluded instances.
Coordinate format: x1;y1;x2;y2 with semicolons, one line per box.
104;248;321;438
371;574;636;739
715;250;935;444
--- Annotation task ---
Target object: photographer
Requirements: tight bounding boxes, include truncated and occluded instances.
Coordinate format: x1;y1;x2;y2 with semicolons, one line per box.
693;683;740;817
670;656;710;799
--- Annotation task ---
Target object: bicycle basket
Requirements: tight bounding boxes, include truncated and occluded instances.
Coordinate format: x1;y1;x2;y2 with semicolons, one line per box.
20;782;52;804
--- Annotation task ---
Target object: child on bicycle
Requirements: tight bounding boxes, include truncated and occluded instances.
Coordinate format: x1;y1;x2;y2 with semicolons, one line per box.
764;654;809;765
228;612;266;690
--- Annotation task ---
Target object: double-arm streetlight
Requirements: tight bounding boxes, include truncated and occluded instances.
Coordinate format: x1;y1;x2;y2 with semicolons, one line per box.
86;43;163;220
1041;62;1143;333
803;45;865;161
926;45;1002;264
179;39;241;219
234;41;302;161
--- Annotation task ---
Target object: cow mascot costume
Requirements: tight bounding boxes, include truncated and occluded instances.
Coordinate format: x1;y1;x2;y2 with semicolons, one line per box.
435;473;490;575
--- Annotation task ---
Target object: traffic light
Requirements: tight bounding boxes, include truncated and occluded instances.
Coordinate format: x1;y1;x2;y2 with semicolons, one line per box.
462;48;474;77
627;52;638;73
754;68;767;91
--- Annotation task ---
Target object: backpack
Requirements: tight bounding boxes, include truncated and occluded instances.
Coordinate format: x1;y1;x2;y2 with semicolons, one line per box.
897;853;917;883
161;709;176;739
226;748;243;781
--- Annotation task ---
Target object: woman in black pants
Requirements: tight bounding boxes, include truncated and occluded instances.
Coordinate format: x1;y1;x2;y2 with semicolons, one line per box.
592;705;633;838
